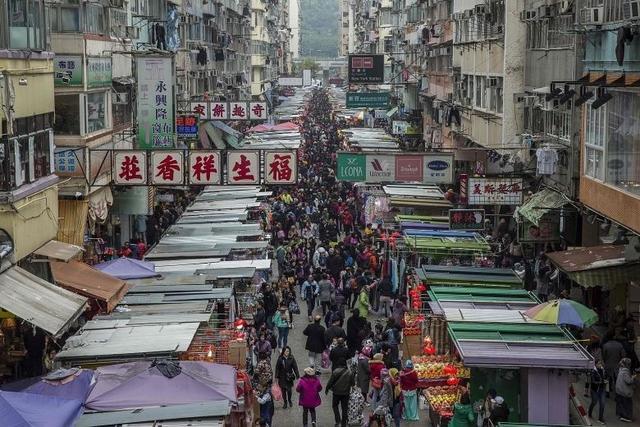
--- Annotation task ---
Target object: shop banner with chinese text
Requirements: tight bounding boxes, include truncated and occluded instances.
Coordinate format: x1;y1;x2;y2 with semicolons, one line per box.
136;56;175;148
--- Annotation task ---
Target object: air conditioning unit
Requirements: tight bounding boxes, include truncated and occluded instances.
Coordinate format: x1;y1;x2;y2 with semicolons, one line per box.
110;0;124;7
526;10;537;20
538;6;552;18
475;4;488;14
624;0;640;20
463;9;472;18
125;25;139;39
582;6;604;24
453;12;463;20
519;11;528;21
113;92;128;104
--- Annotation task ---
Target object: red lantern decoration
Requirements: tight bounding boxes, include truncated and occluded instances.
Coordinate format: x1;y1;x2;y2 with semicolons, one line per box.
417;283;427;292
446;376;460;386
443;364;458;376
424;345;436;355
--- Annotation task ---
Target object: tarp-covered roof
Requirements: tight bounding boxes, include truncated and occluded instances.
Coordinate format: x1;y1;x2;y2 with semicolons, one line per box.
546;245;640;288
50;260;129;312
516;188;570;226
94;257;159;280
0;266;87;337
85;361;237;411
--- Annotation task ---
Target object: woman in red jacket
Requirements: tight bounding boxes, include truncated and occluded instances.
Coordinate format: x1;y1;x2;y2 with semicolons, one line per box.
369;353;386;405
400;360;420;421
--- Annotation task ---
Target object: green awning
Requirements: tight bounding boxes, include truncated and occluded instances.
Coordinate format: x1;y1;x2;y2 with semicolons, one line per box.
567;263;640;288
517;188;569;226
386;106;398;118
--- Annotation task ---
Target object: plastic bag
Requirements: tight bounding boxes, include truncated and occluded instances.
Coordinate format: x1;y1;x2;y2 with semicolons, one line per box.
321;349;331;369
289;300;301;314
271;383;283;401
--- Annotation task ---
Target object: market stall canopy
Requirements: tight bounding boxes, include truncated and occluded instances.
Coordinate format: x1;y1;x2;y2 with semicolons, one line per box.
447;322;594;369
427;286;540;317
94;257;159;280
50;260;129;312
0;390;85;427
85;361;237;411
546;245;640;288
516;188;570;226
0;266;87;337
12;369;95;402
55;322;200;362
419;265;523;288
33;240;84;262
76;400;230;427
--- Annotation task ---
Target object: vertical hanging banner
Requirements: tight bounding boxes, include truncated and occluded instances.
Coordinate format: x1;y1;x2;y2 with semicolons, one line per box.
227;151;260;185
150;151;184;185
188;151;221;185
114;151;147;185
265;151;297;184
136;56;175;148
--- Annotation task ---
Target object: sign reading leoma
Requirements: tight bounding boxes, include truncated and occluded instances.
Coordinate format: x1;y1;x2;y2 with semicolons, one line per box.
346;92;390;108
336;153;366;182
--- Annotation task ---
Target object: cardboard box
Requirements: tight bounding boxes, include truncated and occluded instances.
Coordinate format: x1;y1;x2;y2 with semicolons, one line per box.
228;341;247;369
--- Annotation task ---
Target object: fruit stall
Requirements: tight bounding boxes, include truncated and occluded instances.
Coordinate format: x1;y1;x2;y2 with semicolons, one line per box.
423;384;466;427
412;354;470;388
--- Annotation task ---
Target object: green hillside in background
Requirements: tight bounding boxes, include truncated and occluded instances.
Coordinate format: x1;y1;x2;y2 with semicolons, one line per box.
300;0;339;58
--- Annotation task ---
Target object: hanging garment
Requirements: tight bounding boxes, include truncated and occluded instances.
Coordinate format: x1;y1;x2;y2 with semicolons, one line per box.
214;49;225;61
616;27;634;66
447;107;461;127
154;24;166;50
196;48;207;65
536;147;559;175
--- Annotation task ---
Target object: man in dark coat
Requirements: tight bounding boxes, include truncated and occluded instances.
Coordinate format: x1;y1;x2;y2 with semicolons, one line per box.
326;364;356;427
329;338;350;371
303;315;326;373
346;309;366;356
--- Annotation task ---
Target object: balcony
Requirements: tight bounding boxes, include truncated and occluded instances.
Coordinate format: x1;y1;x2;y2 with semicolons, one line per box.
0;0;48;51
49;3;129;38
577;0;639;26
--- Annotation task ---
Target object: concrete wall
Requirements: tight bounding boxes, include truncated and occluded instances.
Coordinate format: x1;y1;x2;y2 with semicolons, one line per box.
501;0;526;146
0;185;59;261
3;58;55;120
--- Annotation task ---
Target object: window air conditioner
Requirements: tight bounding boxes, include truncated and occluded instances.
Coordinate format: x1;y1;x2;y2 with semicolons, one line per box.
113;92;129;104
475;4;488;14
583;6;604;24
559;1;572;14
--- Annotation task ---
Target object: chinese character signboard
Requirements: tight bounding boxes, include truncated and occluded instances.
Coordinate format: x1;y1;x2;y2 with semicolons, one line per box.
106;150;297;186
518;212;561;243
336;153;366;182
229;102;248;120
210;102;228;120
191;102;208;119
189;151;221;185
151;151;184;185
249;102;267;120
449;209;485;231
348;54;385;84
54;148;84;177
265;151;297;184
189;102;268;120
336;153;453;184
176;115;198;138
114;151;147;185
467;177;524;205
87;57;112;88
346;92;390;108
136;56;175;148
227;151;259;184
54;55;83;86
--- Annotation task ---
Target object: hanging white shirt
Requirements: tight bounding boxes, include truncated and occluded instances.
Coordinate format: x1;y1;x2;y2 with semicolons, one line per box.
536;147;558;175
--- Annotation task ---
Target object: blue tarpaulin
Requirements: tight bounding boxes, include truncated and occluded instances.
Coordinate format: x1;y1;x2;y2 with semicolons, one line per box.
0;390;84;427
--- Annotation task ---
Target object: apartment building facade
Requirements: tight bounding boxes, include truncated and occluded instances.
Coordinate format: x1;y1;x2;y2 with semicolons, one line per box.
0;0;59;262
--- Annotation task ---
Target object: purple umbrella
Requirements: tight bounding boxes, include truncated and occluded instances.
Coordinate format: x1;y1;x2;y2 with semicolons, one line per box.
85;361;237;411
94;257;159;280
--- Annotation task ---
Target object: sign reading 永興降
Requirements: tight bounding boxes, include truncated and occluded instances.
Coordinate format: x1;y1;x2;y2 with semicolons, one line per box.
136;56;175;148
336;153;453;184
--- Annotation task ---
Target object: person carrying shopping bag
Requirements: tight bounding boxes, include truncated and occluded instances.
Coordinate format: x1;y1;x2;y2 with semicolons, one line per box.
275;346;300;409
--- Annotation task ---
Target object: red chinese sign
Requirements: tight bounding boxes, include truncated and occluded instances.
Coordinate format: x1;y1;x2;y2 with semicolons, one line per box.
249;102;267;120
467;178;524;205
210;102;228;120
264;151;297;184
227;151;259;185
114;151;147;185
229;102;248;120
188;151;221;185
151;151;184;185
190;102;208;119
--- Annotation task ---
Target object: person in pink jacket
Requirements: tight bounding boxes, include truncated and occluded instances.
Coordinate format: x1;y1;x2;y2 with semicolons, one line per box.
296;367;323;427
